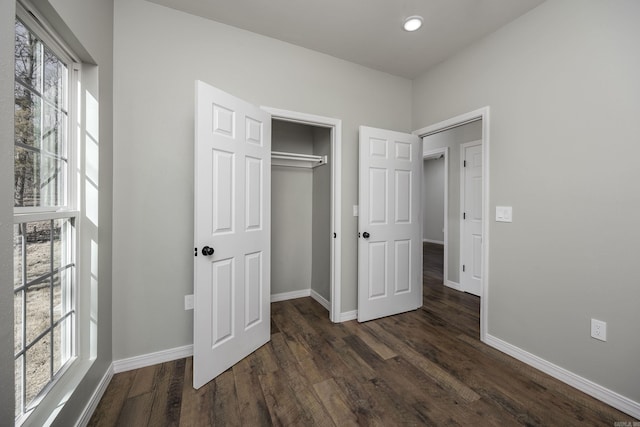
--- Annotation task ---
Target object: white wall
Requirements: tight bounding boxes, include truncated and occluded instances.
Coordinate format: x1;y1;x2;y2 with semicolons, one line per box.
422;158;445;243
413;0;640;404
112;0;412;360
422;121;482;283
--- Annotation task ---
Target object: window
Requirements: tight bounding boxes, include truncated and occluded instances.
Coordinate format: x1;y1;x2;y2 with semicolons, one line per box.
13;13;78;422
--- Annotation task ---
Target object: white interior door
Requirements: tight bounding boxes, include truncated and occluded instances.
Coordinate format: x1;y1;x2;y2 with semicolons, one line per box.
460;141;482;296
358;126;422;322
193;81;271;389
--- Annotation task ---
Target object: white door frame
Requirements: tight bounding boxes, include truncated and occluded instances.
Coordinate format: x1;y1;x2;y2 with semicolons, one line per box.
413;106;490;342
423;147;449;288
261;107;342;323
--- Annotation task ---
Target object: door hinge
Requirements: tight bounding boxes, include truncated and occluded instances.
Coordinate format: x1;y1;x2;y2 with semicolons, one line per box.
463;160;466;167
333;232;337;238
463;212;466;220
462;264;466;272
194;247;197;257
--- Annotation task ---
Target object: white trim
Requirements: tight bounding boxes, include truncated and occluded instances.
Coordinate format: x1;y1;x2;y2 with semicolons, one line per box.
310;289;331;311
422;238;444;245
339;310;358;322
112;345;194;374
414;106;490;342
459;140;482;297
262;107;342;323
445;280;463;291
485;335;640;419
270;289;311;303
74;365;114;427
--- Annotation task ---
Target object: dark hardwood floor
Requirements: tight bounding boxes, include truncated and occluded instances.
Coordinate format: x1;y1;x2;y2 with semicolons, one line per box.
89;243;635;426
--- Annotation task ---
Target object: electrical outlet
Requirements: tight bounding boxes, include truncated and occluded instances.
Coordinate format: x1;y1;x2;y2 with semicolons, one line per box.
184;294;194;310
591;318;606;341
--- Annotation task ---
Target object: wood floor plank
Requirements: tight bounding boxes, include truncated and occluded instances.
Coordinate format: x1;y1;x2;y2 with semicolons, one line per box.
87;370;136;427
312;379;359;427
233;355;273;427
179;357;214;427
127;365;157;398
212;369;241;426
342;319;397;360
147;358;184;427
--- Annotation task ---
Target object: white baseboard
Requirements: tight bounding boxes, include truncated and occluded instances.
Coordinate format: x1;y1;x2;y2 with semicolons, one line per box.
310;290;330;311
74;364;114;427
339;310;358;322
485;334;640;419
445;280;462;291
112;344;194;374
423;238;444;245
270;289;311;302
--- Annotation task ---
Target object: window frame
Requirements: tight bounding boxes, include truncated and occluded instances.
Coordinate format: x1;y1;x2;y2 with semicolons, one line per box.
13;3;83;424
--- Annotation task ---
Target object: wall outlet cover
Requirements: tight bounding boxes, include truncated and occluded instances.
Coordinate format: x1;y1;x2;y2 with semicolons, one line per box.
184;294;194;310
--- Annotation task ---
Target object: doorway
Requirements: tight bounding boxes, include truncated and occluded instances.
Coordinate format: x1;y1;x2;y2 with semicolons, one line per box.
414;107;490;341
263;107;342;323
422;148;449;288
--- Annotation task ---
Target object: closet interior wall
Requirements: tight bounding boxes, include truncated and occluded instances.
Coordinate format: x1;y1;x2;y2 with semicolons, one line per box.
271;120;331;304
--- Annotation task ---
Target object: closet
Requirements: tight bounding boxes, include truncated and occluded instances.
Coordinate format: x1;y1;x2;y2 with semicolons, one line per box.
271;119;332;310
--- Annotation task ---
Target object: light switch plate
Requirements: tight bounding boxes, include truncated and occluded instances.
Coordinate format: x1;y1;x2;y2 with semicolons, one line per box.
496;206;513;222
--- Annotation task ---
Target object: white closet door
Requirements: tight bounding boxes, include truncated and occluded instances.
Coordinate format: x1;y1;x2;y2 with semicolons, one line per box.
358;126;422;322
193;80;271;389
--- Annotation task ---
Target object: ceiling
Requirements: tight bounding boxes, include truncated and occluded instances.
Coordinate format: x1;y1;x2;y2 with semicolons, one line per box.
147;0;545;79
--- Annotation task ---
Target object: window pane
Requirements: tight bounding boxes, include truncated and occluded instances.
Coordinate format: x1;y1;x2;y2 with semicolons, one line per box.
26;283;51;346
15;356;23;418
25;220;51;283
53;315;72;374
42;102;66;156
15;83;42;150
14;224;23;288
43;46;66;106
15;291;24;354
25;336;51;407
14;20;42;91
15;146;39;208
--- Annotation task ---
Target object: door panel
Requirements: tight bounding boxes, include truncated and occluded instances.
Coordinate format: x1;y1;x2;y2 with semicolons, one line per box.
194;81;271;389
358;126;422;322
461;142;482;296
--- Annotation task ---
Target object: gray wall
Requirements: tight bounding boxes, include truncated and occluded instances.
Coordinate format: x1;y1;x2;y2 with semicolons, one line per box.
112;0;412;360
413;0;640;403
422;158;445;243
271;121;313;295
0;0;114;424
311;127;332;301
423;121;482;283
0;1;16;421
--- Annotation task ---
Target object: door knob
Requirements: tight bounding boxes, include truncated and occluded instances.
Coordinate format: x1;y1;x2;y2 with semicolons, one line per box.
362;232;370;239
202;246;214;256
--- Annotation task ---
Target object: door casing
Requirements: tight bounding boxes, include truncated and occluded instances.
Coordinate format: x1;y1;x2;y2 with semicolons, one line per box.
262;107;342;323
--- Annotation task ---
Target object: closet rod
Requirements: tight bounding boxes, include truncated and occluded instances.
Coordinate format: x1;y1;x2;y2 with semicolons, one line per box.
271;151;323;162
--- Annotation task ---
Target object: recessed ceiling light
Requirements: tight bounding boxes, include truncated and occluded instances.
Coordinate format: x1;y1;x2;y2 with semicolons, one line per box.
403;15;423;32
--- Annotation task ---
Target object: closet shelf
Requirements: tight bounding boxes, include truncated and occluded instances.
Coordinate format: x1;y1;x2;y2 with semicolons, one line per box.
271;151;328;169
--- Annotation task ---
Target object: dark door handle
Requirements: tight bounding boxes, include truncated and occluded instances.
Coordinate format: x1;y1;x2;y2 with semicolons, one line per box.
362;232;370;239
202;246;214;256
